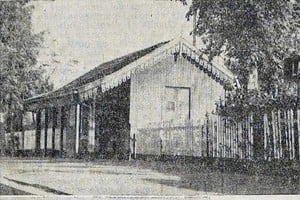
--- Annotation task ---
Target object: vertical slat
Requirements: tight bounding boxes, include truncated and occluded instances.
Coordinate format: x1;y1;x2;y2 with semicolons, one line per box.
229;121;232;158
263;113;268;160
290;109;295;159
219;117;222;158
243;118;247;159
271;110;277;159
206;116;209;157
249;112;254;159
216;116;219;157
201;124;204;157
238;120;241;159
245;115;249;159
222;118;225;158
237;121;239;158
284;110;289;159
227;119;230;158
266;113;270;160
228;118;231;158
297;109;300;160
287;110;291;159
220;116;224;158
199;121;202;157
276;110;280;159
223;117;227;158
211;116;216;157
234;122;237;158
212;118;215;157
233;122;236;158
268;112;273;159
265;112;271;160
293;108;299;160
224;118;228;158
239;121;243;159
277;110;282;158
233;122;240;158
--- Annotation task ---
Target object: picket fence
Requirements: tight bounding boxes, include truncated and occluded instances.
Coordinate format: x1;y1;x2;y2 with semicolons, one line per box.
137;108;300;161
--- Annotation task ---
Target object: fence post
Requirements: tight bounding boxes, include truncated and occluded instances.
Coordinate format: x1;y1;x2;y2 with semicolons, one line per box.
268;110;274;159
249;112;254;159
223;117;226;158
293;107;299;160
224;118;227;158
296;108;300;160
211;118;214;157
206;115;210;158
243;118;247;159
245;115;249;159
278;110;283;158
224;118;229;158
202;124;206;157
271;110;277;159
238;120;242;159
238;121;243;159
233;122;236;158
290;109;295;159
263;113;268;160
198;120;202;157
230;121;233;158
235;121;237;159
216;116;220;157
287;110;292;159
283;110;289;159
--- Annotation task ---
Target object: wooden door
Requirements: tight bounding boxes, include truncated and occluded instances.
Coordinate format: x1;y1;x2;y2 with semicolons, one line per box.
164;86;190;124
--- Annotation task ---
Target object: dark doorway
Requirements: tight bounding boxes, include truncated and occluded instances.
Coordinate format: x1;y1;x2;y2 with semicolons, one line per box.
95;80;130;159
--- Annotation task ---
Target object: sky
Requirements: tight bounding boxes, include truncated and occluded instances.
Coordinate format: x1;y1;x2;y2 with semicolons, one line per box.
31;0;193;89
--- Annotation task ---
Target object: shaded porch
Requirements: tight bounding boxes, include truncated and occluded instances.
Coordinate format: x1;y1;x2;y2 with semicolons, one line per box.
14;81;131;159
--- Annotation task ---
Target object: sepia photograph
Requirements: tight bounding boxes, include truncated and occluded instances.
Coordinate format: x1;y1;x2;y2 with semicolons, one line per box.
0;0;300;199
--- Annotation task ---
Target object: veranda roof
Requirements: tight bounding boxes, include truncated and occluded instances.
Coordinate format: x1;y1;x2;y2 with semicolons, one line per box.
24;37;235;111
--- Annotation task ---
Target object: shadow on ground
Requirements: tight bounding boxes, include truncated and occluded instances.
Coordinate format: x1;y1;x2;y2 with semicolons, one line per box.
0;183;32;195
126;160;300;195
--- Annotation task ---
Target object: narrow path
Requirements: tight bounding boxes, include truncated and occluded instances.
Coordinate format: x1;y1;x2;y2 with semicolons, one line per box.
3;177;70;195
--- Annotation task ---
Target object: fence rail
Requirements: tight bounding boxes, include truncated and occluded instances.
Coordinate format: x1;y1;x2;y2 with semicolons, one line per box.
137;108;300;161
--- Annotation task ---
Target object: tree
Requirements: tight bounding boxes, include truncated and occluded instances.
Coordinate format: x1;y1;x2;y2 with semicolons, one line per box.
179;0;299;93
0;0;53;133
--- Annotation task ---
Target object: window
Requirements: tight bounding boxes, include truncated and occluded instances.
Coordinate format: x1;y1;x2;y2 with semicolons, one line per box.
166;101;175;111
164;86;190;123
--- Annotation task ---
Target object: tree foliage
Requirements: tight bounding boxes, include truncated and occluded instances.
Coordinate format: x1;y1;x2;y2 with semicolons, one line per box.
180;0;300;93
0;0;52;114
